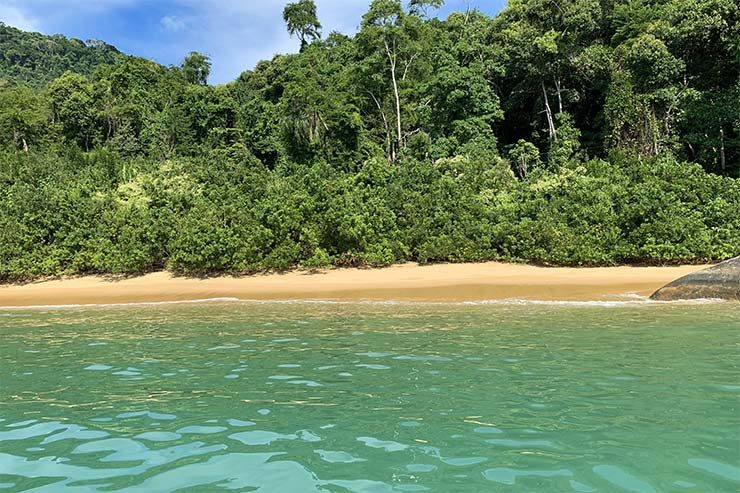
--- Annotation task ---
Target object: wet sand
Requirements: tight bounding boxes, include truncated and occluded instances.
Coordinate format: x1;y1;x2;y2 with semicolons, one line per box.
0;262;710;307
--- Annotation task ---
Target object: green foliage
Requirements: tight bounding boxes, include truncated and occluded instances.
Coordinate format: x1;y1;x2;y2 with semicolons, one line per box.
508;140;541;178
0;23;123;87
0;85;48;151
283;0;322;50
181;52;211;85
47;72;97;150
0;0;737;281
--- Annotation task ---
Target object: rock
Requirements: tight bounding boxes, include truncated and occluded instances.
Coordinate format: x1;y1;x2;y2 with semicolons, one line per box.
651;256;740;301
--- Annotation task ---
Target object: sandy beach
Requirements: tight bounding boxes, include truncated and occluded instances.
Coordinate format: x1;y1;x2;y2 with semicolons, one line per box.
0;262;710;307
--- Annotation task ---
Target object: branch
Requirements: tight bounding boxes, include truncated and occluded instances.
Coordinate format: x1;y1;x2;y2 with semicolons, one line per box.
402;53;420;81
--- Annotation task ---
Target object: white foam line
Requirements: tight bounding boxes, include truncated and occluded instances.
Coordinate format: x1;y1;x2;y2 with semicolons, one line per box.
224;296;726;307
248;298;726;307
460;298;726;307
0;297;242;310
0;296;726;311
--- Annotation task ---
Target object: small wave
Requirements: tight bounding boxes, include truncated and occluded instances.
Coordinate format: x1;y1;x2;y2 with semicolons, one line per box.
232;297;726;307
0;296;726;311
0;297;242;311
458;297;726;307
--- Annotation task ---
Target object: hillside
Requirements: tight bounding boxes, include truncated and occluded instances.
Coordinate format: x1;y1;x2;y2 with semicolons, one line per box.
0;0;738;282
0;23;124;86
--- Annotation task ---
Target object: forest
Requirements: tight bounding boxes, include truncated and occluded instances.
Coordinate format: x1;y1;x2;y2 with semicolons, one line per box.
0;0;738;281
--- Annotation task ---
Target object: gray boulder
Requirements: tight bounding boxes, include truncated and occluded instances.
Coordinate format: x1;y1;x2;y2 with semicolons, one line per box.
651;256;740;301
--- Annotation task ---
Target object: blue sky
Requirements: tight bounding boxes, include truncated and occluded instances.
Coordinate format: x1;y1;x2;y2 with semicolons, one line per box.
1;0;506;84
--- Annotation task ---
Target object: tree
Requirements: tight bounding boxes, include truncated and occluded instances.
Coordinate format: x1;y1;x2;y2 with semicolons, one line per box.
0;86;48;151
47;71;98;150
283;0;322;51
358;0;426;162
182;51;211;85
408;0;445;17
605;34;697;157
421;10;503;158
278;36;364;165
508;139;541;178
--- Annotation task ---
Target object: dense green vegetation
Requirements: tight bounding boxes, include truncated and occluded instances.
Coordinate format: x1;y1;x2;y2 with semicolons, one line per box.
0;0;738;281
0;23;124;87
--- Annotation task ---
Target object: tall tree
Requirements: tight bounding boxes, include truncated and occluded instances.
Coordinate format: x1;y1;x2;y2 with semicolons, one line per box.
358;0;433;162
182;51;211;85
283;0;322;51
47;71;98;150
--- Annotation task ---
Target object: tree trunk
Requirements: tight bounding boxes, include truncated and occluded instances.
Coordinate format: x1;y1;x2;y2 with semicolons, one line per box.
652;107;659;156
553;75;563;114
385;40;402;162
541;81;557;142
719;125;725;173
368;90;394;163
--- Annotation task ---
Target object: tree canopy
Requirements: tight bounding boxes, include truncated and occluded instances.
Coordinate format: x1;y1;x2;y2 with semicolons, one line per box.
182;52;211;85
283;0;323;50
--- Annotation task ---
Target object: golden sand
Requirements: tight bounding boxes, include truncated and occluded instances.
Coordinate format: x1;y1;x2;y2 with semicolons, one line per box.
0;262;709;307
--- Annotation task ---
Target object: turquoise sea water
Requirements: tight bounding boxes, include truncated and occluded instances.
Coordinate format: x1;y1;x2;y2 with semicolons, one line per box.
0;301;738;492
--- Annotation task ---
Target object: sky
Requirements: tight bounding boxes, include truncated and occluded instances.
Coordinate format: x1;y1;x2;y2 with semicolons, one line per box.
0;0;507;84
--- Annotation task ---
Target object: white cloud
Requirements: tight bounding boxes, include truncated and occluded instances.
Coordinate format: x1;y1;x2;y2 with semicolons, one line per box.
0;3;40;31
160;14;186;32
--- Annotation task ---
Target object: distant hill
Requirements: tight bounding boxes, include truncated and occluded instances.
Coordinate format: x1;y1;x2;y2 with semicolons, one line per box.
0;23;124;86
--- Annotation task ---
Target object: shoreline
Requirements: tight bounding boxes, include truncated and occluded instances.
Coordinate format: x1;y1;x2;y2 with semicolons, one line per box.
0;262;712;308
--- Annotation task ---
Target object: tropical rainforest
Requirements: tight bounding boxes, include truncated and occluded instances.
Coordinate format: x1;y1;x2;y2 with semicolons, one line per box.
0;0;738;281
